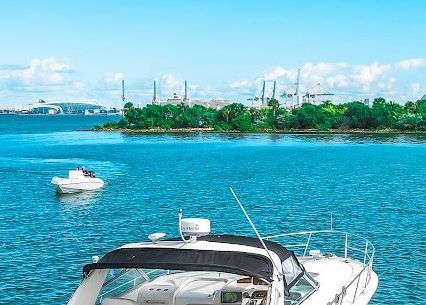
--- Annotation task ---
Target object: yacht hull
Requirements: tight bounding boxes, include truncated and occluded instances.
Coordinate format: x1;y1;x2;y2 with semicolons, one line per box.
300;256;378;305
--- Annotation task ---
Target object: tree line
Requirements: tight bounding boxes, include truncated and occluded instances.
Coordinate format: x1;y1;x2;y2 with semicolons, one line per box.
102;98;426;132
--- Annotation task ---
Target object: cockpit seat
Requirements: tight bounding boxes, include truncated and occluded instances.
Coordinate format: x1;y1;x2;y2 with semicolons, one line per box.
101;298;138;305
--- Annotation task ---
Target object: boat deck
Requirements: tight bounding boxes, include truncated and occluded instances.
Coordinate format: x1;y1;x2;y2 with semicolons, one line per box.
300;256;378;305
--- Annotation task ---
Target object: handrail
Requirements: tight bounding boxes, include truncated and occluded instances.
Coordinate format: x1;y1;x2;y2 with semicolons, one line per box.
264;230;375;304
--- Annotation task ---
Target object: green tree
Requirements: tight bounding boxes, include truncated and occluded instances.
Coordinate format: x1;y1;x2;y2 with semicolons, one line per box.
343;102;375;129
292;103;324;129
267;98;280;116
123;102;134;110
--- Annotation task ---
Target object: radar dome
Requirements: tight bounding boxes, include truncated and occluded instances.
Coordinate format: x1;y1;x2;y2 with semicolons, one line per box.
180;218;211;237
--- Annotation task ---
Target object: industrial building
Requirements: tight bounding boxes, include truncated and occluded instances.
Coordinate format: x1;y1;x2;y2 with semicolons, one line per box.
149;80;232;110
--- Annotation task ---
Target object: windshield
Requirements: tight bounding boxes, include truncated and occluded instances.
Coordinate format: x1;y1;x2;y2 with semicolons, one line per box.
282;256;303;287
284;276;316;305
93;268;271;305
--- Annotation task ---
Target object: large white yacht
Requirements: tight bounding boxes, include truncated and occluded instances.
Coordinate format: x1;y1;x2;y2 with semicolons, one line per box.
67;189;378;305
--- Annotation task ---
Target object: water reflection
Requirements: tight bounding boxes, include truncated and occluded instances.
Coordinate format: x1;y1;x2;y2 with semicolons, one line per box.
55;190;102;205
121;131;426;145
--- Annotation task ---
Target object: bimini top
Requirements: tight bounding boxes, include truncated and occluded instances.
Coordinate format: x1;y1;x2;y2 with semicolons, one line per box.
83;235;295;284
197;235;292;262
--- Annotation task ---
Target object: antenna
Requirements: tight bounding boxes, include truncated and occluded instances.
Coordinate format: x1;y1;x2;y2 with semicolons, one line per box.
229;187;283;279
178;209;191;243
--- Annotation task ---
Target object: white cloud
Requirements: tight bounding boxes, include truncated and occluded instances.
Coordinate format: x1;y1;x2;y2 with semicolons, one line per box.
395;58;426;70
228;59;426;102
0;57;90;106
351;62;391;91
325;74;348;88
104;72;124;87
262;62;348;92
230;79;250;89
0;57;74;90
160;73;181;93
377;77;396;91
264;66;296;81
1;57;425;106
410;82;421;96
302;62;346;76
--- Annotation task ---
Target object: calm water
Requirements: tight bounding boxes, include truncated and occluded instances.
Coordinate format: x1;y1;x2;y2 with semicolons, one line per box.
0;115;425;304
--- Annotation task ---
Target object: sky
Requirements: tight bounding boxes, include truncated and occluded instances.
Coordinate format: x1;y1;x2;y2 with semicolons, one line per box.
0;0;425;107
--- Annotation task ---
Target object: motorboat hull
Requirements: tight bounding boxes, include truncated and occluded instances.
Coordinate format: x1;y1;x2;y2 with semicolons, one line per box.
300;256;378;305
51;176;104;194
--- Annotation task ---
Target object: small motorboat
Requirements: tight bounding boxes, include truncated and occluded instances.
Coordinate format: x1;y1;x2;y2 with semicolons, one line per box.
51;167;104;194
66;188;378;305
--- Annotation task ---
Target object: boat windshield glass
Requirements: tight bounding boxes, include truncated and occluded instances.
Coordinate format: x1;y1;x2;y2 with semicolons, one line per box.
95;268;272;305
284;276;316;305
282;256;303;287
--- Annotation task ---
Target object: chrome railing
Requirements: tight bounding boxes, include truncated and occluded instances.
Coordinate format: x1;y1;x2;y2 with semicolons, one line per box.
265;230;375;304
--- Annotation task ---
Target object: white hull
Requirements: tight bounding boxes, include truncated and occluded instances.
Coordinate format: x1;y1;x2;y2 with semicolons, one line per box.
300;256;378;305
51;174;104;194
65;208;378;305
56;181;104;194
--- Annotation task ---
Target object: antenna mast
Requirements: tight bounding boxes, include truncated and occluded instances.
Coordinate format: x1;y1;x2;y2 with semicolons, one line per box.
229;187;283;278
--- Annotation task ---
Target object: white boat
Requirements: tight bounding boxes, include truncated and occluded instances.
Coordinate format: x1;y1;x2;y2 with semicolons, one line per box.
51;168;104;194
67;189;378;305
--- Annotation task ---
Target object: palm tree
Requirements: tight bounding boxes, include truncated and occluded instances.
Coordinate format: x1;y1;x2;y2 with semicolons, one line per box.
221;107;231;122
267;98;280;116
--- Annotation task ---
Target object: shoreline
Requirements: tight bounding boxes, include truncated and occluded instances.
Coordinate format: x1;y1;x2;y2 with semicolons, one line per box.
87;127;426;135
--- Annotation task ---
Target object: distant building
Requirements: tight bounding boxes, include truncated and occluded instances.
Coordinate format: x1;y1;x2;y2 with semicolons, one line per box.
24;101;118;115
421;94;426;100
158;97;231;110
152;80;232;110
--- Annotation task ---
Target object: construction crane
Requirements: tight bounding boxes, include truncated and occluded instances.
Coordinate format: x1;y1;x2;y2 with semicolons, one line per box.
248;80;279;108
183;80;188;102
306;83;334;104
121;80;125;104
152;80;160;104
295;68;301;96
247;80;266;108
272;80;276;99
280;68;334;108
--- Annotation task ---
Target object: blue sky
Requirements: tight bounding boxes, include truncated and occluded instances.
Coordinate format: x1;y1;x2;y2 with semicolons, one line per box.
0;0;425;106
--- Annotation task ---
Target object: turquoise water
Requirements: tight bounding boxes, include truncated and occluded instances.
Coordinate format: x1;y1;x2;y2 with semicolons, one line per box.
0;115;425;304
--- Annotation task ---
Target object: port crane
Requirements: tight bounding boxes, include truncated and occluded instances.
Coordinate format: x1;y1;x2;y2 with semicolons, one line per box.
281;68;334;108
